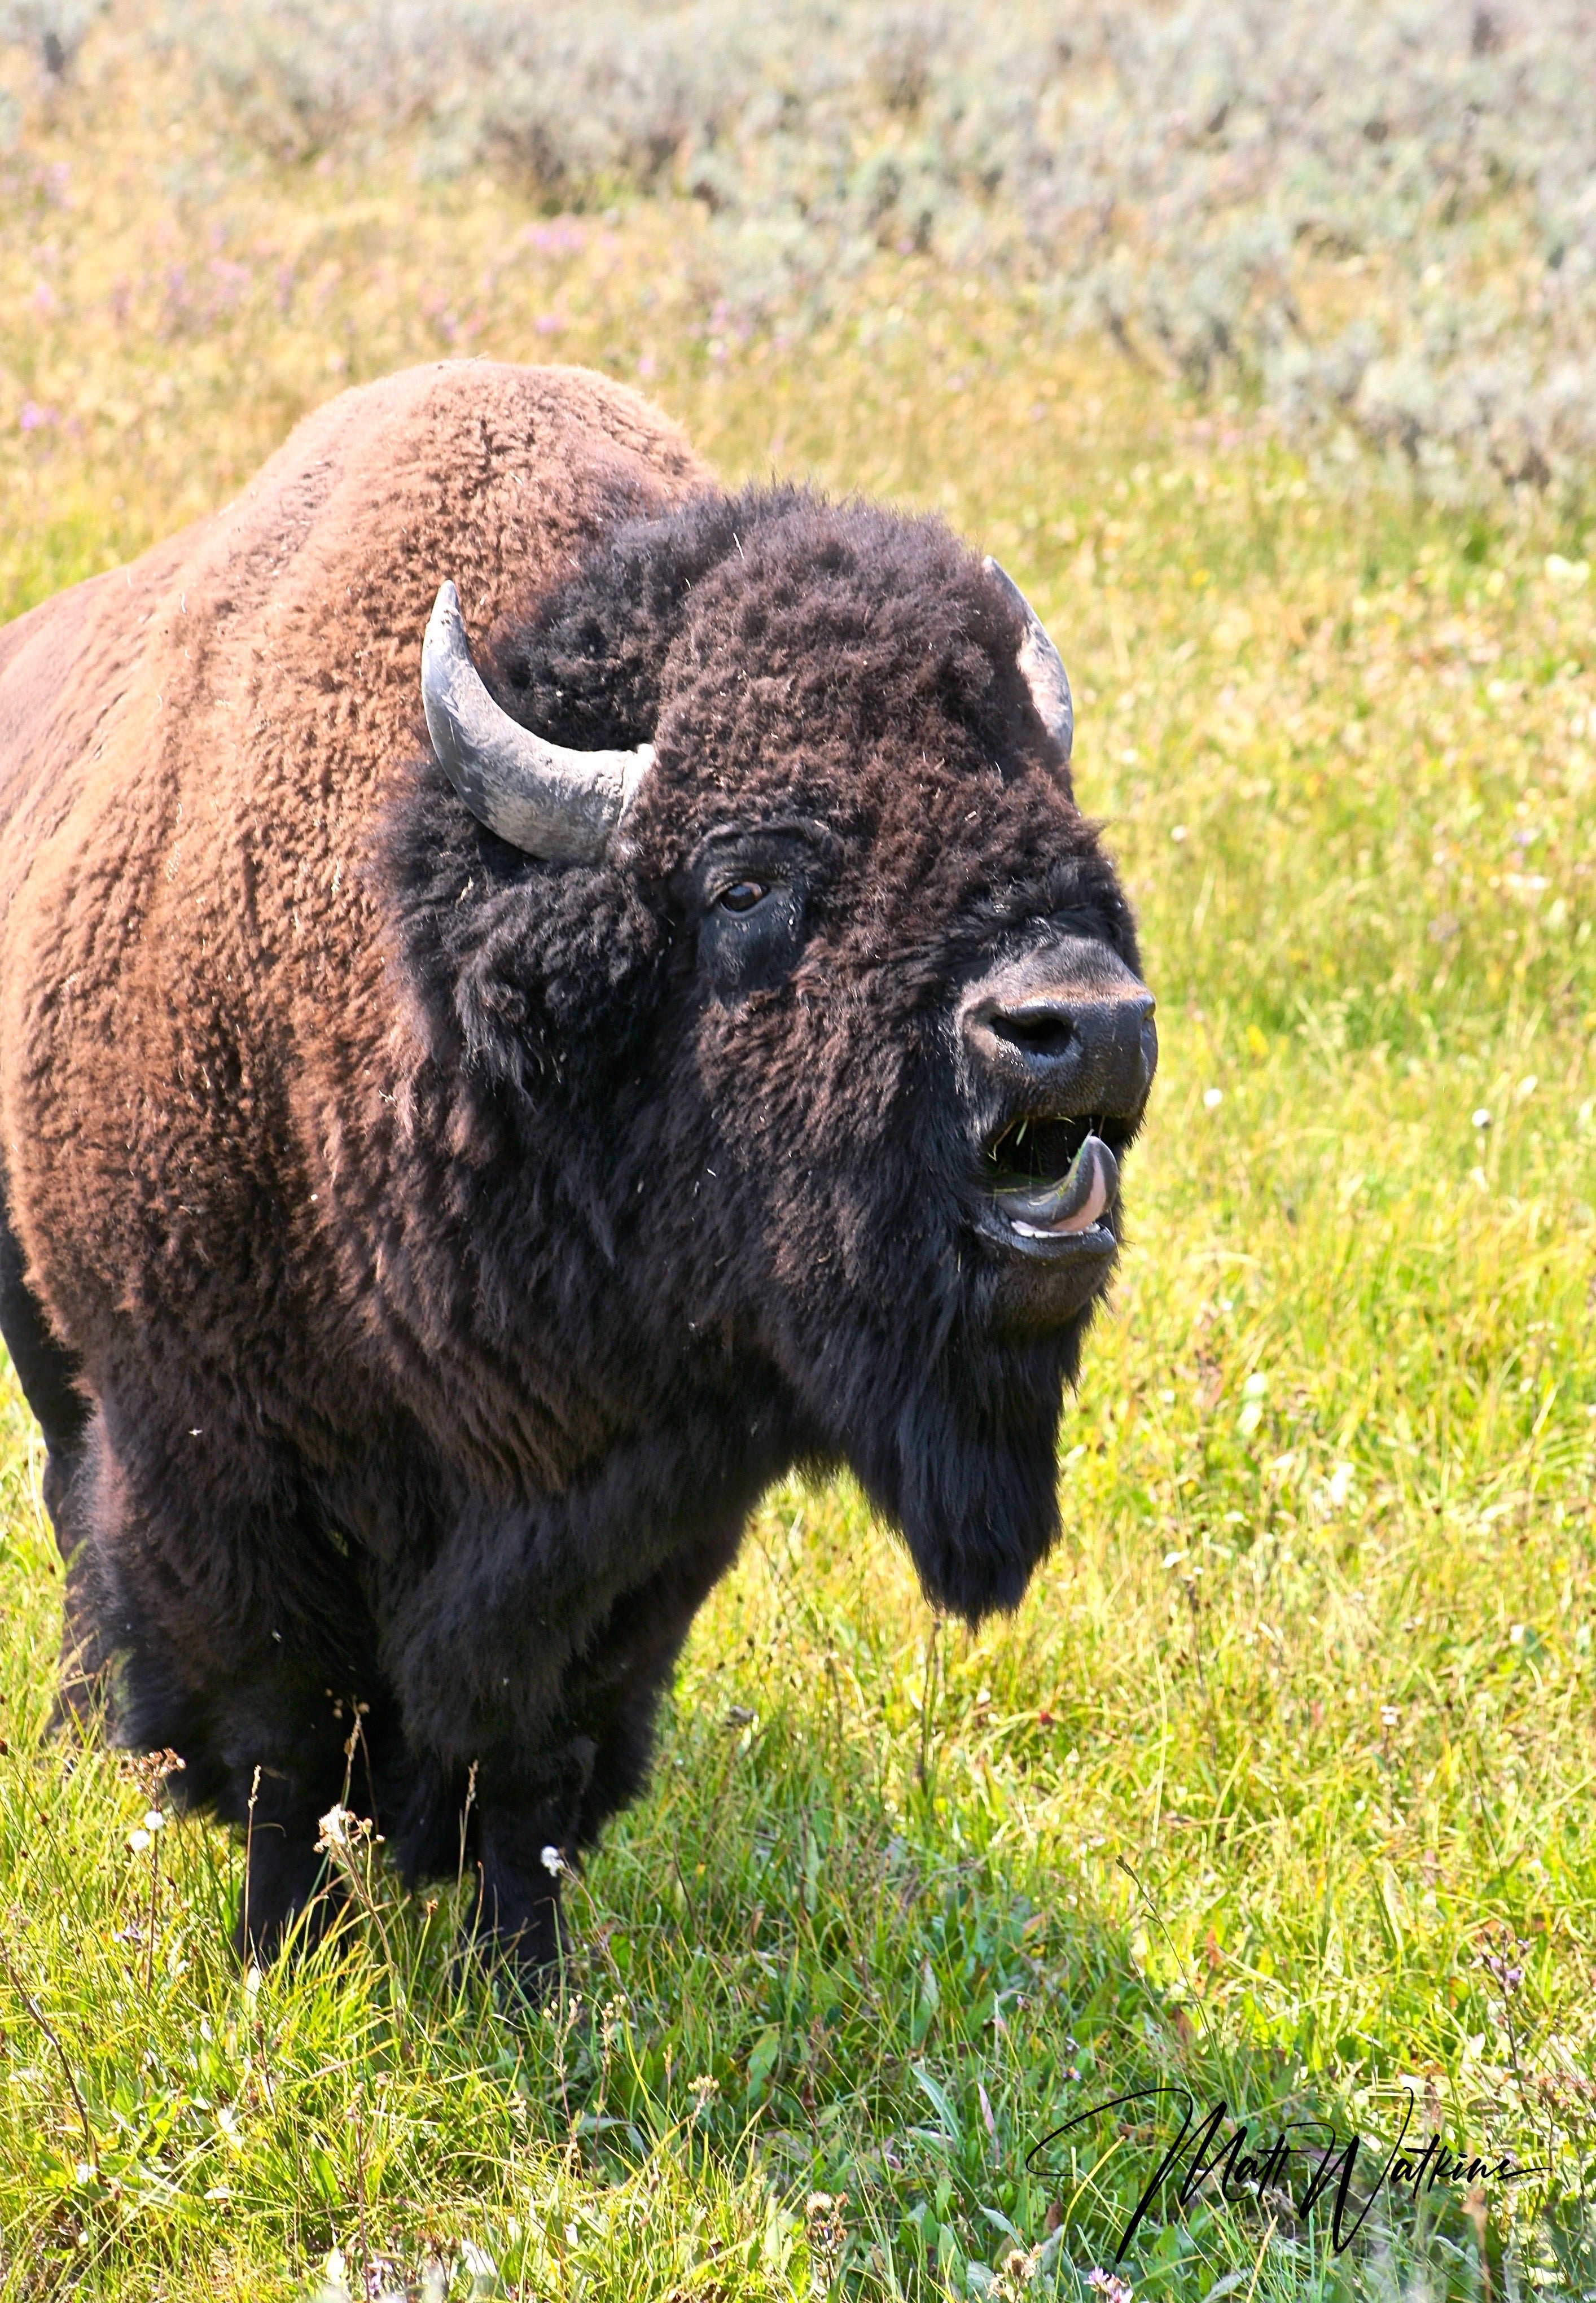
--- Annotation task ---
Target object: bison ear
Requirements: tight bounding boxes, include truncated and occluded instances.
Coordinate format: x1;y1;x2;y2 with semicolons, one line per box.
983;557;1073;764
421;581;655;863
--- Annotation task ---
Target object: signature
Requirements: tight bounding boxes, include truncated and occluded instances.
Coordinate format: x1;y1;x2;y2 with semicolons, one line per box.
1027;2086;1548;2262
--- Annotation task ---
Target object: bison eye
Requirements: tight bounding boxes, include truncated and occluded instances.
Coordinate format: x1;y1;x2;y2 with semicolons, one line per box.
696;866;804;998
690;833;817;997
717;879;769;913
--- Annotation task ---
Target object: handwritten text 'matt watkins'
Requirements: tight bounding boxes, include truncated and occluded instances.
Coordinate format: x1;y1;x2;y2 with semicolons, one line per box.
1027;2088;1546;2262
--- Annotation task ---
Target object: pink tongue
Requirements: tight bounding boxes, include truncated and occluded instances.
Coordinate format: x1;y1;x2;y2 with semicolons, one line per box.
1047;1145;1112;1233
999;1134;1118;1234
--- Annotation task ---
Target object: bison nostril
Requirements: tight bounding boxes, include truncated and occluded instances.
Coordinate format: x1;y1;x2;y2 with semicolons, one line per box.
992;1007;1075;1058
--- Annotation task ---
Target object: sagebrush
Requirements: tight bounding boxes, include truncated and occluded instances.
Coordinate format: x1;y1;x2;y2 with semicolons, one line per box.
8;0;1595;505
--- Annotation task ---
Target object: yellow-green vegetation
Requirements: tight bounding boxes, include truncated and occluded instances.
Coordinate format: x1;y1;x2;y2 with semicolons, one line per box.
3;19;1596;2303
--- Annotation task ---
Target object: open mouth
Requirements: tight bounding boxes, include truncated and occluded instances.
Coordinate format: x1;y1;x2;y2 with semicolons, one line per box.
977;1113;1120;1260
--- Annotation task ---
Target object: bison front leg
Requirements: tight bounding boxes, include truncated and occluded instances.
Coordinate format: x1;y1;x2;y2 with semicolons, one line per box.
233;1754;351;1963
466;1759;593;1982
463;1526;742;1985
378;1438;764;1987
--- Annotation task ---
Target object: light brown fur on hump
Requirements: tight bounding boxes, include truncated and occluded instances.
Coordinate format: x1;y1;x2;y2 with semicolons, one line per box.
0;362;709;1391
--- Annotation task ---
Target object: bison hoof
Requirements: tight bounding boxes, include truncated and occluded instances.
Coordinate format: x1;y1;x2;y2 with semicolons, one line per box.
234;1844;348;1966
451;1943;560;2015
451;1890;564;2004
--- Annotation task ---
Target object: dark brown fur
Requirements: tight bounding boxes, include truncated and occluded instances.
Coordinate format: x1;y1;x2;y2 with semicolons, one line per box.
0;362;1146;1971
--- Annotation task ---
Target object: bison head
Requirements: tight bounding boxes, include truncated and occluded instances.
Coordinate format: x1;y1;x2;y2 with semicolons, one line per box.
393;487;1155;1622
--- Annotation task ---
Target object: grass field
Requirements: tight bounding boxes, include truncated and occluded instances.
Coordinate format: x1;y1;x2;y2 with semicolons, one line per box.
3;14;1596;2302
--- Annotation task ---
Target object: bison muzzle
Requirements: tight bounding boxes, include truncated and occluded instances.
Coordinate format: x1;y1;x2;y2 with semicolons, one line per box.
0;362;1155;1976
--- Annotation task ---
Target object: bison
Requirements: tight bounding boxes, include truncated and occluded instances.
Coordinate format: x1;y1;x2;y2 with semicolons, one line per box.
0;362;1155;1974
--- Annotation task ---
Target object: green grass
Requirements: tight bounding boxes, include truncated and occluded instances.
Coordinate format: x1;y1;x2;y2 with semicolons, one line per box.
3;20;1596;2302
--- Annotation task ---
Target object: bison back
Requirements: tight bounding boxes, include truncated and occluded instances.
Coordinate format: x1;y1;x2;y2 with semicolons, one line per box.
0;362;708;1429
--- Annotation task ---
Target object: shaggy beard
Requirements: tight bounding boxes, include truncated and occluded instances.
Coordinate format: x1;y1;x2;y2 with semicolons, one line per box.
821;1313;1087;1623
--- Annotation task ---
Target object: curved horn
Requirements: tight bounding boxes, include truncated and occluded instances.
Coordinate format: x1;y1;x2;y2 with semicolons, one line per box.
983;556;1074;763
420;580;653;862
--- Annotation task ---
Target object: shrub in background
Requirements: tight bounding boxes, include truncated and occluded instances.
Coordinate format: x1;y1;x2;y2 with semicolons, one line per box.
15;0;1564;513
